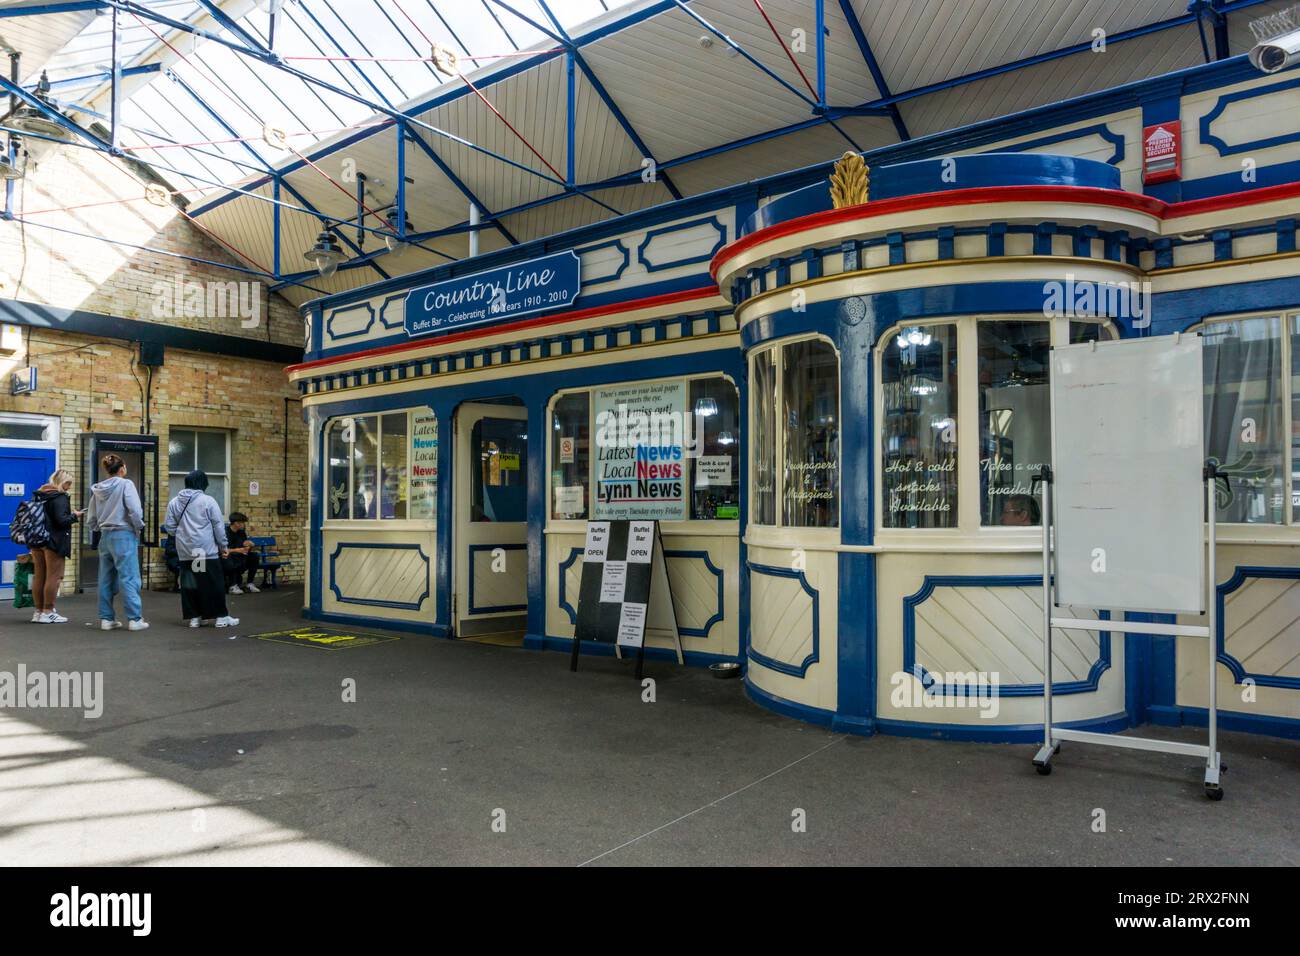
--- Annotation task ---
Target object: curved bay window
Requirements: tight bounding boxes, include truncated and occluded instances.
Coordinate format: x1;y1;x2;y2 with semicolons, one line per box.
1200;311;1300;526
882;324;957;528
749;337;840;528
879;317;1113;532
325;408;437;521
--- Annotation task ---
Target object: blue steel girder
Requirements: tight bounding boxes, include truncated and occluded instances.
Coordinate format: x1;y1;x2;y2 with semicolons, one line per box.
401;122;520;246
194;0;270;57
836;0;910;140
167;66;391;282
524;0;683;200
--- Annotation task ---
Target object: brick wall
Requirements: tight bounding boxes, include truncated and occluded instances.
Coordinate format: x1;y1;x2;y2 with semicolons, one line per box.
0;143;308;597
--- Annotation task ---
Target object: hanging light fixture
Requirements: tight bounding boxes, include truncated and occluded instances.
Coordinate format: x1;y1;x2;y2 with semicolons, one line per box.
694;396;719;417
384;209;413;252
304;230;346;277
11;71;74;144
895;326;932;350
0;139;23;182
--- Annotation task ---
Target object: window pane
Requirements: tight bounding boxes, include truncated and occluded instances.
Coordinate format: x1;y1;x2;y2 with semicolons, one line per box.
751;350;777;525
410;410;438;521
196;430;227;474
326;420;351;520
1293;316;1300;523
979;321;1051;526
1204;317;1284;524
782;340;839;527
168;473;188;507
690;378;740;519
472;418;527;522
168;429;195;472
1069;321;1116;344
353;416;380;519
882;324;958;528
380;413;408;519
551;393;589;519
207;476;228;514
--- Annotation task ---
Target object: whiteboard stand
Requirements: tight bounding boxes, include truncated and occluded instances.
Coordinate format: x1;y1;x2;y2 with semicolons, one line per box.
1031;463;1224;800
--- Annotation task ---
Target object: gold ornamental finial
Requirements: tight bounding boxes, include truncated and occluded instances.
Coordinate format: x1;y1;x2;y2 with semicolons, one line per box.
829;151;869;208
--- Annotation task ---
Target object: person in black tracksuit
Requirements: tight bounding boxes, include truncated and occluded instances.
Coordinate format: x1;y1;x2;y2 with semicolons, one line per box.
222;512;261;593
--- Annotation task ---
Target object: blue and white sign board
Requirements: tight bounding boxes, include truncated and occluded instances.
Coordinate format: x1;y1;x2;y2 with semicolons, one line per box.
404;250;581;339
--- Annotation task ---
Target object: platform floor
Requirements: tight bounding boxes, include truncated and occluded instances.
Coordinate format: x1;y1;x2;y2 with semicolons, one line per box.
0;586;1295;866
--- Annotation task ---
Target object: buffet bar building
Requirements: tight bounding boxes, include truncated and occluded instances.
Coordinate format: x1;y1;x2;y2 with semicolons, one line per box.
287;54;1300;742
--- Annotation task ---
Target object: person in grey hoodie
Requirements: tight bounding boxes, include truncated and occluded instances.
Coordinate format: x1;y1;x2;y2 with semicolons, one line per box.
86;453;149;631
162;469;238;628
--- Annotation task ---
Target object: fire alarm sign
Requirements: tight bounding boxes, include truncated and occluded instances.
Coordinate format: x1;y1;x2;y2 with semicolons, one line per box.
1143;122;1181;184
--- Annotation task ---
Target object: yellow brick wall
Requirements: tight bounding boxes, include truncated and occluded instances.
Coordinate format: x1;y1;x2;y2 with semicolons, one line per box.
0;144;307;594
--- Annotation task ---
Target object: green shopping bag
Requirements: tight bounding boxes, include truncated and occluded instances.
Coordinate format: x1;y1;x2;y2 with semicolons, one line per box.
12;556;34;610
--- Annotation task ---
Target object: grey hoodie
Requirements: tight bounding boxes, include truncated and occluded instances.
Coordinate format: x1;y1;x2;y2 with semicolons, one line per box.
163;489;228;561
87;476;144;535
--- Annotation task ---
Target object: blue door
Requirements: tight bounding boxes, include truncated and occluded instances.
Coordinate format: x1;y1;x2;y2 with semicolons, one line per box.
0;446;57;597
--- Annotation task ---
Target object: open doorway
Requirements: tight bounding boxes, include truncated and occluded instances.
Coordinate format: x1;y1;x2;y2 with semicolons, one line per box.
452;402;528;643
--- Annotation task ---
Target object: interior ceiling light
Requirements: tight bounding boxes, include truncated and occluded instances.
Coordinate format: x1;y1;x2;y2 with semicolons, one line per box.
384;209;413;252
0;143;23;182
11;71;74;144
305;230;346;277
896;327;932;349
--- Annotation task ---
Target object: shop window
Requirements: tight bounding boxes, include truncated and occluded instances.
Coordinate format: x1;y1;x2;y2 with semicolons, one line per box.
1203;316;1285;524
325;409;436;521
551;393;590;520
979;321;1051;527
751;351;777;525
168;427;230;512
782;340;839;527
550;375;740;524
749;339;840;528
882;324;957;528
471;418;527;522
1292;316;1300;524
690;378;741;519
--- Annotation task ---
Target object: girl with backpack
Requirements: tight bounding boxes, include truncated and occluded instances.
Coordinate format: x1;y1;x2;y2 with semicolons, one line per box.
29;469;82;624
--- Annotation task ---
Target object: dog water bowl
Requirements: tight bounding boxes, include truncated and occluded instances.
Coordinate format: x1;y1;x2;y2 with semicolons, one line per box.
710;662;741;679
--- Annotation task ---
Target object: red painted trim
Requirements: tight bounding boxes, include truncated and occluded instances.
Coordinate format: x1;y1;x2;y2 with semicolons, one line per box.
1163;180;1300;218
287;285;721;374
711;181;1300;279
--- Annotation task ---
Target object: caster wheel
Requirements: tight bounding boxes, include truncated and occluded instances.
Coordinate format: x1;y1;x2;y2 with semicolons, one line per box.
1035;763;1052;776
1204;784;1224;801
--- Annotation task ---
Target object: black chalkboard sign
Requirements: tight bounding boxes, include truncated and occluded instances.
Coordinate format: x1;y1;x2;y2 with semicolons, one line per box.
570;520;680;677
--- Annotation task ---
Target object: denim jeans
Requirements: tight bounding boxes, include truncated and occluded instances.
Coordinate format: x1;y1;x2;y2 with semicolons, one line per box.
98;528;143;622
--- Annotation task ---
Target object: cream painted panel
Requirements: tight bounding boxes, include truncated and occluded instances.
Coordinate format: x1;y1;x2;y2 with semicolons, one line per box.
746;542;838;713
322;527;436;624
1182;74;1300;182
876;550;1124;727
1176;543;1300;721
470;546;527;612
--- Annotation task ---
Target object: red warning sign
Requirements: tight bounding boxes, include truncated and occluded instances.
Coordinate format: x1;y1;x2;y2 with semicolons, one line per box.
1142;122;1181;185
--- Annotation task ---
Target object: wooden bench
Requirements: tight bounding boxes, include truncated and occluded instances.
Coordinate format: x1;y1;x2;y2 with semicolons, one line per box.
248;536;288;589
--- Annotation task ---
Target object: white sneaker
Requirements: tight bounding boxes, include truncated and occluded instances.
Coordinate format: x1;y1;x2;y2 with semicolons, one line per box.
244;583;260;593
40;611;68;623
31;610;41;622
228;585;244;595
128;619;150;631
215;616;240;628
187;617;202;628
101;619;122;631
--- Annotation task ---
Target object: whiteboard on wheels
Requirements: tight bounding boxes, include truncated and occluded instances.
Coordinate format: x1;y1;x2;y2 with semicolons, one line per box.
1050;334;1204;614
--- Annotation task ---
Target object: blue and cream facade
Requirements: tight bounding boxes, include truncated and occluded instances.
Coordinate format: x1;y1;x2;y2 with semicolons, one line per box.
290;53;1300;742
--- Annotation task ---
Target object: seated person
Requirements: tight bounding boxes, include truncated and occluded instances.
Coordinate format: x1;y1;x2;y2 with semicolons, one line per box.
999;493;1042;527
222;512;261;594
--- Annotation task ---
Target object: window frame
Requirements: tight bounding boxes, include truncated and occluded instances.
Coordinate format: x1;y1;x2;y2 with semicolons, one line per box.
1193;308;1299;529
322;406;437;525
545;371;743;530
167;426;231;514
874;315;1115;539
747;333;842;531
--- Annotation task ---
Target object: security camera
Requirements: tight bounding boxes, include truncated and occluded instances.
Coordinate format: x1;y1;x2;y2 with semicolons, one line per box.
1249;27;1300;73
